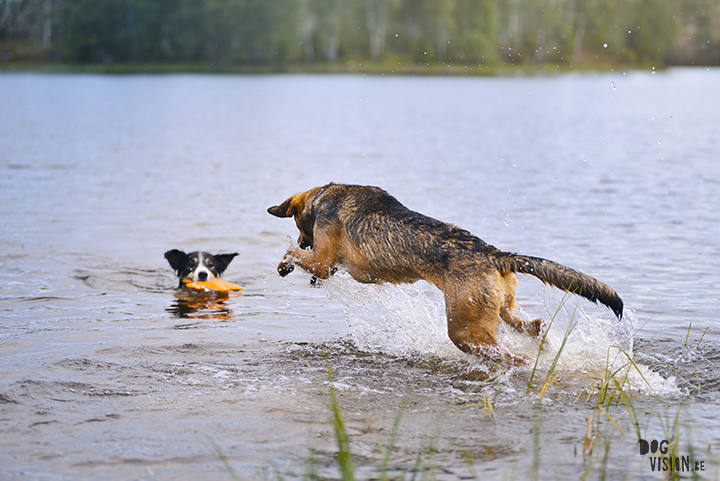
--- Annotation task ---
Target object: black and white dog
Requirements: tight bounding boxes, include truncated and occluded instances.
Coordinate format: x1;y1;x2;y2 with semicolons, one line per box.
164;250;238;287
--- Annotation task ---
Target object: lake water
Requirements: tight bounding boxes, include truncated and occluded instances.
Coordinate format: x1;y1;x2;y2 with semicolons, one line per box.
1;69;719;480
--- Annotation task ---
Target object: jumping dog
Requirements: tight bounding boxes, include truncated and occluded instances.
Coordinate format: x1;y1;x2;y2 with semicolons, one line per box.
268;183;623;365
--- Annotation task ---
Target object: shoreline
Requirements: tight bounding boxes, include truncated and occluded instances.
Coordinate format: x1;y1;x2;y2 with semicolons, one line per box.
0;59;672;76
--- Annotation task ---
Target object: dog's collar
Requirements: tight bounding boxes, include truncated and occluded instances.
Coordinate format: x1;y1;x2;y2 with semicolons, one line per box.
310;186;328;218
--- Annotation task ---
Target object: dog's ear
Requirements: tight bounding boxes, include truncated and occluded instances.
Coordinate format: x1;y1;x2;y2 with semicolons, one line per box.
214;253;239;274
164;249;188;271
267;196;299;218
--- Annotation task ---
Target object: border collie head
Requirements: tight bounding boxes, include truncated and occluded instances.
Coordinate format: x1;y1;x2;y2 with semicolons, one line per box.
164;250;238;287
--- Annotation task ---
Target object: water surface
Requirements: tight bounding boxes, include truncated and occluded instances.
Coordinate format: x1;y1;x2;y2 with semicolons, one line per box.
1;69;719;479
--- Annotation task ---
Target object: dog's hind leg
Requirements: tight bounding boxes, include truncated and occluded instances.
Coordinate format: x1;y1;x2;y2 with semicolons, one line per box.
498;273;544;337
443;274;529;366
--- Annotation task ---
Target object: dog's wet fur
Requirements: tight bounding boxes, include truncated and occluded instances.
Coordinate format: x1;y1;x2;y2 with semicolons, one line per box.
268;183;623;365
164;250;238;288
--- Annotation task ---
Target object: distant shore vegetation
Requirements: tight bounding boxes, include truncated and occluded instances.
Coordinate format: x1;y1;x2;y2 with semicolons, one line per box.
2;0;719;74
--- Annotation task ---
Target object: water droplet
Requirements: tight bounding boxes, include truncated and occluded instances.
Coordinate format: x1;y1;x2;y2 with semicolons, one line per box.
603;43;608;48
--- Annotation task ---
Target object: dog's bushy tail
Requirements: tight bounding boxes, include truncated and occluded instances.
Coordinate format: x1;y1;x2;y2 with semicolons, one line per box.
490;251;623;320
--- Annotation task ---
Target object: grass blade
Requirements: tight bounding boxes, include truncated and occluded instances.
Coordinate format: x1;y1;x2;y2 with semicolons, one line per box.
327;364;355;481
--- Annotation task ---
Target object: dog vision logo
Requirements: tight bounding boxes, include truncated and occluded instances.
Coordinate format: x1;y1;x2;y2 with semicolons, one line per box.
639;439;706;473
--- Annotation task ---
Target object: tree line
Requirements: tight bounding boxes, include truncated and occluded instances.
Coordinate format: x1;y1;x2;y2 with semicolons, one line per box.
2;0;719;68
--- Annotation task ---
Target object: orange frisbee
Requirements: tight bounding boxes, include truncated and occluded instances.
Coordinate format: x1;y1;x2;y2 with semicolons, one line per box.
182;278;244;293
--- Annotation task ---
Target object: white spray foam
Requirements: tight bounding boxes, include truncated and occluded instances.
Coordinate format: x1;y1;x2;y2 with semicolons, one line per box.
323;272;678;395
323;273;459;358
504;292;677;395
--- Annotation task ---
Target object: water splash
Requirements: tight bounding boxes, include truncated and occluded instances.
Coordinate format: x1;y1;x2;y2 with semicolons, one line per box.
323;273;458;358
323;272;677;395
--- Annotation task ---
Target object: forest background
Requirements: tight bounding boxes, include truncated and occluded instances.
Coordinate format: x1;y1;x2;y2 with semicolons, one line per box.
2;0;720;72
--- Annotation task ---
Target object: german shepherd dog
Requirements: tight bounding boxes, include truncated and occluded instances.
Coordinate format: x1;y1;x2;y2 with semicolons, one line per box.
268;183;623;365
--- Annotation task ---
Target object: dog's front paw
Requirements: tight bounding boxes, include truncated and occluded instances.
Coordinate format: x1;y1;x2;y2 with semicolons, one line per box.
278;248;301;277
278;260;295;277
